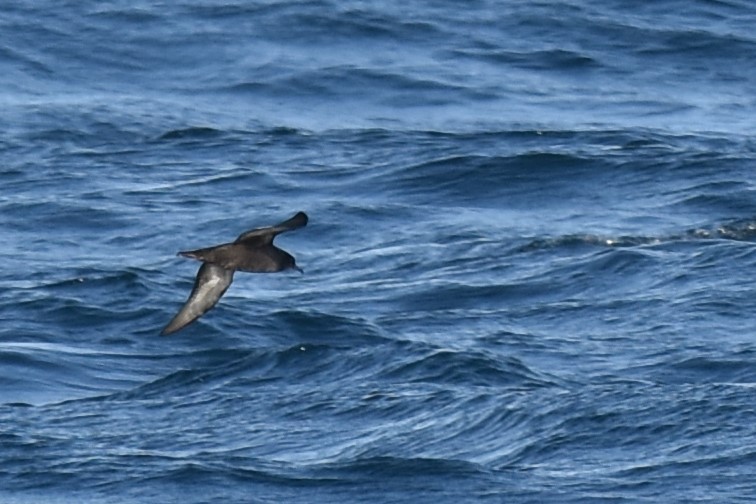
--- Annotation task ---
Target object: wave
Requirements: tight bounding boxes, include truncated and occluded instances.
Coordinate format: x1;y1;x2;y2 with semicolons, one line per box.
519;218;756;253
220;65;495;106
450;47;601;72
380;347;555;388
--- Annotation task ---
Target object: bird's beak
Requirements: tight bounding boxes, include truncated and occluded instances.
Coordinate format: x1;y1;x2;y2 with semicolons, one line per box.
294;266;304;274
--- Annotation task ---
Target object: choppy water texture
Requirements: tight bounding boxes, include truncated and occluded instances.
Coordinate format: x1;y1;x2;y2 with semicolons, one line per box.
2;1;756;502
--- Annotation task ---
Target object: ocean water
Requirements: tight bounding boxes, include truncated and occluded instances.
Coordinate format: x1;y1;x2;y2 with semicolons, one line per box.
2;0;756;502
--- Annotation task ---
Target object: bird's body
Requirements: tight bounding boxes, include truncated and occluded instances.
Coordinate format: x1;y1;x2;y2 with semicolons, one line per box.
179;243;295;273
161;211;307;335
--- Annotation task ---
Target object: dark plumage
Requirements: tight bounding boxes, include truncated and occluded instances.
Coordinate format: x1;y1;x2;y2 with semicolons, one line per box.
161;211;307;335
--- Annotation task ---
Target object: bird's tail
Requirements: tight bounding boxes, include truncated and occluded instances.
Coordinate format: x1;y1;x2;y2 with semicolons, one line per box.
178;249;210;261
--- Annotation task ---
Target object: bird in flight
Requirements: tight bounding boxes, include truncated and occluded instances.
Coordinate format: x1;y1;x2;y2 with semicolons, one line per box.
161;211;308;335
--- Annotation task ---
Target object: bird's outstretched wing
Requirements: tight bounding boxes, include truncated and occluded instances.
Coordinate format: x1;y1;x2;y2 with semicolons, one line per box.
234;211;308;245
161;263;234;335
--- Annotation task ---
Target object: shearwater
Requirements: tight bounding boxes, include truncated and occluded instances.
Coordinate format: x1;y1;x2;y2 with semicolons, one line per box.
161;211;308;335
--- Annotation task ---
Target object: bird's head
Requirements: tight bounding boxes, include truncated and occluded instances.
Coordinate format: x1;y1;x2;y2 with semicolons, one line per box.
284;255;304;274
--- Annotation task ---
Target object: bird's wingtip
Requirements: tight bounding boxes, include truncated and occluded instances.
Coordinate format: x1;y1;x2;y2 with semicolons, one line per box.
160;324;176;336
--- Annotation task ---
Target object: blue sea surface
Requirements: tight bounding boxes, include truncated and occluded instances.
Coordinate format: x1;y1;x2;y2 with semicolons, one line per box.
2;1;756;502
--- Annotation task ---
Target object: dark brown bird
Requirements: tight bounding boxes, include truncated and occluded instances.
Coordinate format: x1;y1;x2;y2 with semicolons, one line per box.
161;211;308;335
